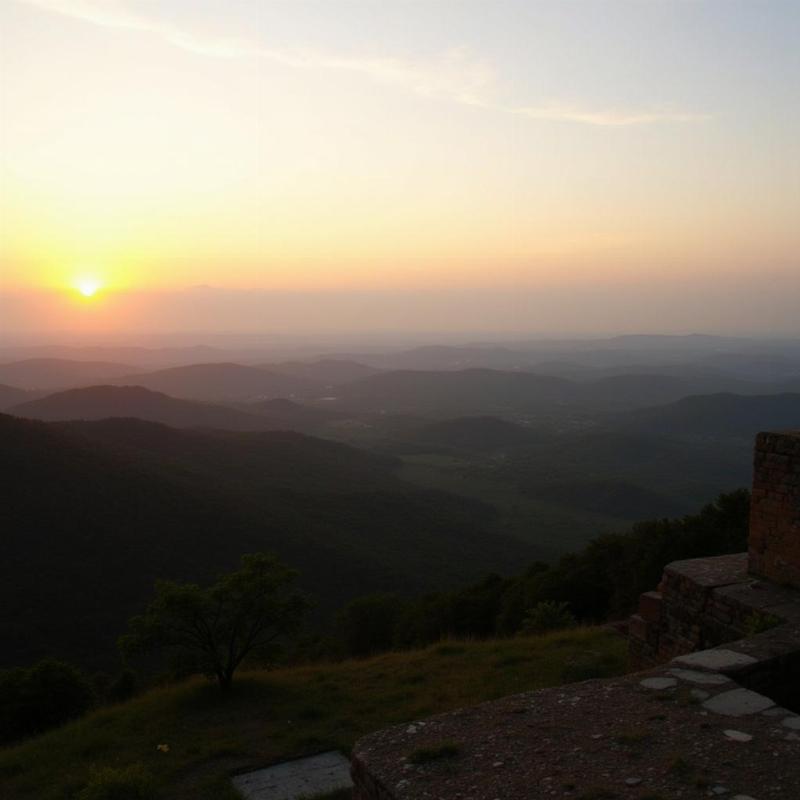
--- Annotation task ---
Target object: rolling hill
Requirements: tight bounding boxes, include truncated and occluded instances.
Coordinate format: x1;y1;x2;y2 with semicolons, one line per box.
580;373;758;410
328;336;800;383
0;383;35;411
244;397;349;433
329;368;573;415
616;392;800;438
0;358;139;390
326;367;772;416
59;416;399;494
112;362;322;401
261;358;382;385
8;385;281;430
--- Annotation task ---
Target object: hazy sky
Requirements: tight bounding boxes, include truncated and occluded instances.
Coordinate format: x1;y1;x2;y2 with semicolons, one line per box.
1;1;798;335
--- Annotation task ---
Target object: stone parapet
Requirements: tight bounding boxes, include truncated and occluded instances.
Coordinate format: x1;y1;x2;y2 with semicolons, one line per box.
749;430;800;588
629;553;750;668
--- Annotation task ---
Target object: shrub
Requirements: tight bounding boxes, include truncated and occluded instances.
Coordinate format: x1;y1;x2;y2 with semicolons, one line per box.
0;659;95;744
108;669;138;703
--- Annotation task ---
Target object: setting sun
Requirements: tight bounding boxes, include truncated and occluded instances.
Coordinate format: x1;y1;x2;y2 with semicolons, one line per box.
75;278;101;298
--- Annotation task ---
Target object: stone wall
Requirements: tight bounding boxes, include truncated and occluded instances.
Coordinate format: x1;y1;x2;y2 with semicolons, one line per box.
630;429;800;670
749;430;800;588
628;553;752;669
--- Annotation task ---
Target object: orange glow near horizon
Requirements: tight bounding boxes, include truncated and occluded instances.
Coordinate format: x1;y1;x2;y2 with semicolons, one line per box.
1;1;798;334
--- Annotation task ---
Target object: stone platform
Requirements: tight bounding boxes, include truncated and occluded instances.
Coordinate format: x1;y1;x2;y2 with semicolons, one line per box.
352;631;800;799
232;750;353;799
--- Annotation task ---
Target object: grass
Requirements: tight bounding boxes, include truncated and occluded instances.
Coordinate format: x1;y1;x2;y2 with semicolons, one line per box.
0;627;626;800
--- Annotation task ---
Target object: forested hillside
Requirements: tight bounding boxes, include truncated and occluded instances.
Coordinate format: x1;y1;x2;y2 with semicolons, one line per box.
0;414;536;669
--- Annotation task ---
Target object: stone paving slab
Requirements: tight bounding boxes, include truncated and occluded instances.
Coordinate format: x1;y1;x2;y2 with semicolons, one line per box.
702;687;776;716
232;751;353;800
673;647;758;672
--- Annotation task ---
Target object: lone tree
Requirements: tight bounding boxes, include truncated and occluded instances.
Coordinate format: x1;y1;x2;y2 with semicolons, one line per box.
120;553;310;690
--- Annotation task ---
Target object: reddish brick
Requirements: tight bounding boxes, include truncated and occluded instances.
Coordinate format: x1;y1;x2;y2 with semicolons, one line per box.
638;591;663;623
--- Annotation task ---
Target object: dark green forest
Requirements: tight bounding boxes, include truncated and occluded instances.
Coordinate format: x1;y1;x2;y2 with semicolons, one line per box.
0;413;536;669
334;489;750;657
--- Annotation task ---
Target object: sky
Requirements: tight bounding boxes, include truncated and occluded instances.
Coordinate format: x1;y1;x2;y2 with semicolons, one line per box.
0;0;798;337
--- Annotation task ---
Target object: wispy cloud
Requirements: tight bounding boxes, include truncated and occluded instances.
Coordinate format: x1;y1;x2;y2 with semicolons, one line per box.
508;104;710;127
16;0;708;127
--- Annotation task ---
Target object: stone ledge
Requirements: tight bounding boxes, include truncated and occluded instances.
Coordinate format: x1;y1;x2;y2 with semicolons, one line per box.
352;664;800;799
664;552;748;587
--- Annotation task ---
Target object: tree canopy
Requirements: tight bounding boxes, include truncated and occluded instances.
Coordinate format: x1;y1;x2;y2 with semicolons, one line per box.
120;553;311;689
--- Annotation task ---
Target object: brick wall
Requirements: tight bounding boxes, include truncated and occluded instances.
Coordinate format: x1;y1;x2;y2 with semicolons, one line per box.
628;553;750;669
749;431;800;588
630;430;800;669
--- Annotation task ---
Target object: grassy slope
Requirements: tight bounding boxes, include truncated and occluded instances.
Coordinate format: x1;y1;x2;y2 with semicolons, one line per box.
0;628;626;800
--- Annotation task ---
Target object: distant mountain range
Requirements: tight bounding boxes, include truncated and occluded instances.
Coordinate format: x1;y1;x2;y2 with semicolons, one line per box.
2;341;799;410
325;368;795;415
0;383;36;411
8;364;800;430
329;335;800;377
260;358;382;386
0;344;291;369
9;385;280;430
327;368;573;415
0;358;140;390
0;357;382;401
110;362;321;401
615;392;800;438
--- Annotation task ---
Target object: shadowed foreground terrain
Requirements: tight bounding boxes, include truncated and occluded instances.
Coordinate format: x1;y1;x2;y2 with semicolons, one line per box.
0;413;537;669
0;628;626;800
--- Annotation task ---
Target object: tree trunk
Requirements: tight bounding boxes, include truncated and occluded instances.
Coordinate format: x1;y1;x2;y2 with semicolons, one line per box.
218;670;234;691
